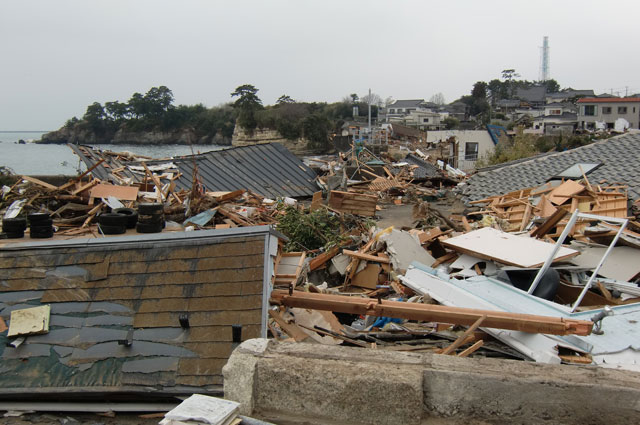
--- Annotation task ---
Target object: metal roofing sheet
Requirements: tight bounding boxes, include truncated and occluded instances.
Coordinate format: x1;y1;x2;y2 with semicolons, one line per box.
69;142;318;199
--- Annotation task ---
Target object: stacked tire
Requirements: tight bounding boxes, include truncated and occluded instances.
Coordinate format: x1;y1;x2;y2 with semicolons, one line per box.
28;212;54;239
97;212;128;235
136;203;164;233
2;217;27;239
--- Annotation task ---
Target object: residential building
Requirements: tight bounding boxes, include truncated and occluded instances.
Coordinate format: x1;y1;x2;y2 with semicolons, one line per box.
515;86;547;108
545;89;595;104
577;97;640;129
425;130;496;171
385;99;432;120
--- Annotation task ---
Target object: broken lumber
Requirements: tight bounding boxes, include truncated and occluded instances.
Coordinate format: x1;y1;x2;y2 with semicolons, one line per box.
270;290;593;336
342;249;391;263
328;190;377;217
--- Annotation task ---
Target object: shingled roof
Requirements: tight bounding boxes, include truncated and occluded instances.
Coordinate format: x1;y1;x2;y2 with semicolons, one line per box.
0;227;282;397
461;132;640;203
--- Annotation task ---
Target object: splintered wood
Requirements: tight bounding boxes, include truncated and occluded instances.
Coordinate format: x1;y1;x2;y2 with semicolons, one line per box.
328;190;377;217
470;178;630;239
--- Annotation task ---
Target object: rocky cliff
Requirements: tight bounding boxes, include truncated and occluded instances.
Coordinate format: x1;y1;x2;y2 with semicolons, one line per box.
38;126;232;146
231;127;315;155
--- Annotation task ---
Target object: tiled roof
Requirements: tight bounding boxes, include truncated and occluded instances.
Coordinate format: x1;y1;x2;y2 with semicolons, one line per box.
461;132;640;202
577;97;640;103
389;99;426;108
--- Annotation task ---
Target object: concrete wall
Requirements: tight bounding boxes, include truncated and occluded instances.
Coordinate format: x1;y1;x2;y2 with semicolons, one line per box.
224;339;640;425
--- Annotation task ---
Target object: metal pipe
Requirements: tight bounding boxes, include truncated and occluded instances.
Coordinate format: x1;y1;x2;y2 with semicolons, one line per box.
571;218;628;312
528;209;579;294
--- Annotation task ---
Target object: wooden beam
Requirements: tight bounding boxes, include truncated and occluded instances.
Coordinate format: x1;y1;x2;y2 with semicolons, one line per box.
71;179;100;196
343;249;390;263
530;208;568;238
270;290;593;336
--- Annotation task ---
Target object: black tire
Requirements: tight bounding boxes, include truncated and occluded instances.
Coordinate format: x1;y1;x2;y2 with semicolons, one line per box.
29;218;53;228
113;208;138;229
98;224;127;235
27;212;51;223
2;217;27;232
136;221;163;233
30;227;54;239
138;213;164;224
138;203;164;215
98;212;129;227
5;231;25;239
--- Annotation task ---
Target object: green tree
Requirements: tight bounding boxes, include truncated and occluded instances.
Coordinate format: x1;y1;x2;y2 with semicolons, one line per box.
231;84;263;131
276;95;295;105
443;117;460;129
542;79;560;93
128;92;147;118
83;102;106;131
144;86;174;117
105;101;129;122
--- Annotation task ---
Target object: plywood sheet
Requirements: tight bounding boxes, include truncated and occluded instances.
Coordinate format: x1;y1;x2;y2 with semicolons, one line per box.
7;305;50;337
548;180;585;205
90;184;139;201
441;227;579;268
352;263;382;289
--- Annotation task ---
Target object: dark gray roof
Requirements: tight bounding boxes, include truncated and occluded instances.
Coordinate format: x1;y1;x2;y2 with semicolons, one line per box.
534;112;578;122
497;99;521;107
389;99;426;108
461;132;640;202
69;142;319;199
516;86;547;103
402;154;443;179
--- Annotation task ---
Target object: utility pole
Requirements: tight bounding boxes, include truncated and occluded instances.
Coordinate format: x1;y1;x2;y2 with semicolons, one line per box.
368;88;372;143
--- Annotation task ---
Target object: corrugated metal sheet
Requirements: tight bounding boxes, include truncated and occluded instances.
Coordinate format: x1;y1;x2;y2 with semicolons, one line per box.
69;142;319;198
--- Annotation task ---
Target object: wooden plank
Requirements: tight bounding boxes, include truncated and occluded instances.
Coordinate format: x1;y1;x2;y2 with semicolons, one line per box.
440;315;486;355
310;191;323;211
71;179;100;196
270;290;593;336
548;180;585;205
21;175;58;191
458;340;484;357
351;263;382;289
530;208;568;238
342;249;390;263
268;309;310;342
309;246;340;271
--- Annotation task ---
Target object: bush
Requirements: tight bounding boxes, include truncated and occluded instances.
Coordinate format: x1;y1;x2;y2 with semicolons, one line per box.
276;205;345;252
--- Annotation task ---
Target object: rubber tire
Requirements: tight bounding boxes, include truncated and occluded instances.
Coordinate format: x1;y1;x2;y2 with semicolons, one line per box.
136;222;163;233
505;268;560;301
29;218;53;228
27;212;51;223
98;212;129;227
5;231;25;239
138;213;164;224
30;226;54;239
138;203;164;215
2;217;27;232
98;224;127;235
113;208;138;229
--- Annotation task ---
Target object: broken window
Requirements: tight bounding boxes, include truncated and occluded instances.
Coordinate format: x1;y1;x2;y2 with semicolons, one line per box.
602;107;612;114
465;142;478;161
583;105;596;116
618;106;628;114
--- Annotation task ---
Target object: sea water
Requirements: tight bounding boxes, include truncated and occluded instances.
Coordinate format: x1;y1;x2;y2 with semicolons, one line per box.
0;132;224;175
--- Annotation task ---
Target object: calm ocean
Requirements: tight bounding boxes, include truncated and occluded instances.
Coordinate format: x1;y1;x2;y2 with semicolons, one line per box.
0;132;223;175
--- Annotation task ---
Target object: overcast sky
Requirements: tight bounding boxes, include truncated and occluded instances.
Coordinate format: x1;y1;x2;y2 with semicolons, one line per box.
1;0;639;130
